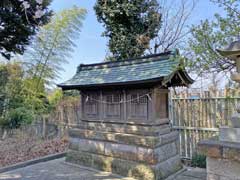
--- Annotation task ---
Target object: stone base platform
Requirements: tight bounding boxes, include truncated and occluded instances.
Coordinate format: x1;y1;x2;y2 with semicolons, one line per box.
66;121;182;180
219;126;240;143
198;136;240;180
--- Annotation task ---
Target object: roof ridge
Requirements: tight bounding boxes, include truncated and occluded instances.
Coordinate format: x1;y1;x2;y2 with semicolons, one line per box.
57;48;194;89
77;51;174;72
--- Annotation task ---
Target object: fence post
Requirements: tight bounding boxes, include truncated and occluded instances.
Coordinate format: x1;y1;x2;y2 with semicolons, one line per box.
224;88;230;126
170;88;238;159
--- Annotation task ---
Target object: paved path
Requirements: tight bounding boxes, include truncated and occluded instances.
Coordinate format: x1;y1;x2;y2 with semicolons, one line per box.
171;168;206;180
0;158;206;180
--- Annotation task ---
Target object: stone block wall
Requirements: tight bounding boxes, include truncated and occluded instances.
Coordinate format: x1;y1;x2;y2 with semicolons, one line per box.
207;157;240;180
198;137;240;180
66;121;182;180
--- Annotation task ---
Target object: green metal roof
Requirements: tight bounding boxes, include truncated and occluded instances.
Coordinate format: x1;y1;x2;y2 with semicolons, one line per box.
58;51;193;89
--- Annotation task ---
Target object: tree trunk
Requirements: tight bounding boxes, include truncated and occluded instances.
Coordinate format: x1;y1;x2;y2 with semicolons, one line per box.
1;128;7;140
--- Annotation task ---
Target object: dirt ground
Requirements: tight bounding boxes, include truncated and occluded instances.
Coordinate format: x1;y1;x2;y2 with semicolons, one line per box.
0;130;68;168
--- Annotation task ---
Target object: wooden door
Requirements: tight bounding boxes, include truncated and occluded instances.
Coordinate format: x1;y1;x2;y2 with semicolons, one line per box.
103;92;123;121
82;92;100;120
126;90;150;122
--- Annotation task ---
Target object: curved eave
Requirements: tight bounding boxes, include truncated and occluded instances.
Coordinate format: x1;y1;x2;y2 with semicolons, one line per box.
57;77;164;90
162;69;194;87
216;49;240;57
180;70;194;84
58;70;193;90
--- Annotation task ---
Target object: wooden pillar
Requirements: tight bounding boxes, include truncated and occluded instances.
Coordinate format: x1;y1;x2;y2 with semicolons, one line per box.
123;90;127;123
79;90;83;122
99;90;104;121
152;87;169;124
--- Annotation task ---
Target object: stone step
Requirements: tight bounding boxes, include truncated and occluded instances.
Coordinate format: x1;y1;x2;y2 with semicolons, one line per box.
75;121;171;136
69;128;178;148
69;137;179;165
66;150;182;180
154;155;182;179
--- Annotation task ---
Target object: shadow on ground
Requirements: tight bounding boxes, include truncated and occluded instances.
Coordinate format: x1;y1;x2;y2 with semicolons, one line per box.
0;158;206;180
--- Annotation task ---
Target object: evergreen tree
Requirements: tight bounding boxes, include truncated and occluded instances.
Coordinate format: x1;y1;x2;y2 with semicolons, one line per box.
0;0;52;60
94;0;161;60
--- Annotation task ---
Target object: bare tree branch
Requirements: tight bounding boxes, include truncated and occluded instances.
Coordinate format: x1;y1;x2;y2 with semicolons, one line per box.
150;0;197;53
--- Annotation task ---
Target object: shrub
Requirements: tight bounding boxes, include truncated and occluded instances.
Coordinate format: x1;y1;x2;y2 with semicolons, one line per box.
191;153;206;168
48;88;63;110
0;107;34;129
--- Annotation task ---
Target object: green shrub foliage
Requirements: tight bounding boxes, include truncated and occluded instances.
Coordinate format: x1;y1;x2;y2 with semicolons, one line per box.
1;107;34;129
191;153;206;168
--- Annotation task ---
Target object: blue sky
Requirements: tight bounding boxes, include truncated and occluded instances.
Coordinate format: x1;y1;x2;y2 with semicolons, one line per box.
50;0;222;84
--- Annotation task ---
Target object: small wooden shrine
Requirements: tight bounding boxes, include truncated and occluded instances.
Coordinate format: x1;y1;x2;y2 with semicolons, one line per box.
58;50;193;180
